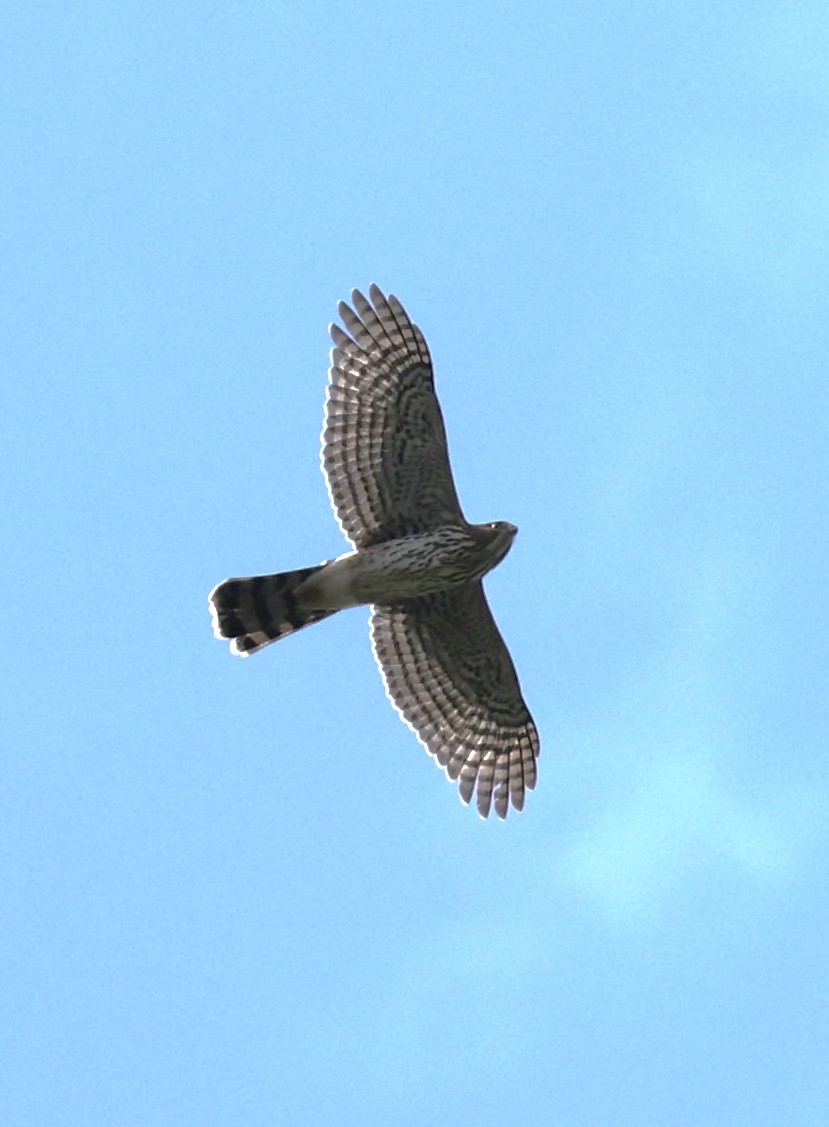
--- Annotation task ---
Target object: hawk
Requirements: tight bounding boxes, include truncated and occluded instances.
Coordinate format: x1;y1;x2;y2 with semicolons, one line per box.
210;286;539;818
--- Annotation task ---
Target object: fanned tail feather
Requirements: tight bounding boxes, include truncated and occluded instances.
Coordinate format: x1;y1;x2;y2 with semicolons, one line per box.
209;564;337;655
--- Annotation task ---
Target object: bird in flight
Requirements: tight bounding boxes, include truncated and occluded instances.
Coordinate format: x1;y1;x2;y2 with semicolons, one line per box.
209;286;539;818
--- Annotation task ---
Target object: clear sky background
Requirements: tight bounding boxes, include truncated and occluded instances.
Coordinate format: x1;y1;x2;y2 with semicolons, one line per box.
3;2;827;1124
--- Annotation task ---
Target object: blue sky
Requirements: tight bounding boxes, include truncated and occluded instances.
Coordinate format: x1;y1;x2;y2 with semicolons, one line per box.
3;2;827;1124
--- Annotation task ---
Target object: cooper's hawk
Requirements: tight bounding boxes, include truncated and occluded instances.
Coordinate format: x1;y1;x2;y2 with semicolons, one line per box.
210;286;539;818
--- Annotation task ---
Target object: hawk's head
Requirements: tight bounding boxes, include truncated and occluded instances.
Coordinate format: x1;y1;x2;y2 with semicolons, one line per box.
469;520;518;570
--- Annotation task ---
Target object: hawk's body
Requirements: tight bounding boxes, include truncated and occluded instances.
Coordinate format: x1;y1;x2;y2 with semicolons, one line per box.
210;286;539;818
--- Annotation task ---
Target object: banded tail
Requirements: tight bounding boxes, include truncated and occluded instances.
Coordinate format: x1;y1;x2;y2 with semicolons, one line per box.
209;564;338;655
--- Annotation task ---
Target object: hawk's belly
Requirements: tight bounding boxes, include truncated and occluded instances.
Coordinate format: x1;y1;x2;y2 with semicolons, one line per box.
302;527;493;609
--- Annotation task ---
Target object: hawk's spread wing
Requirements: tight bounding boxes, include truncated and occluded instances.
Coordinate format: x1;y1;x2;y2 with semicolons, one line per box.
371;583;539;819
322;285;465;548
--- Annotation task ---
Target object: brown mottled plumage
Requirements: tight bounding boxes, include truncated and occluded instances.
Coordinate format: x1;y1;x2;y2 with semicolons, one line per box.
210;286;538;818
